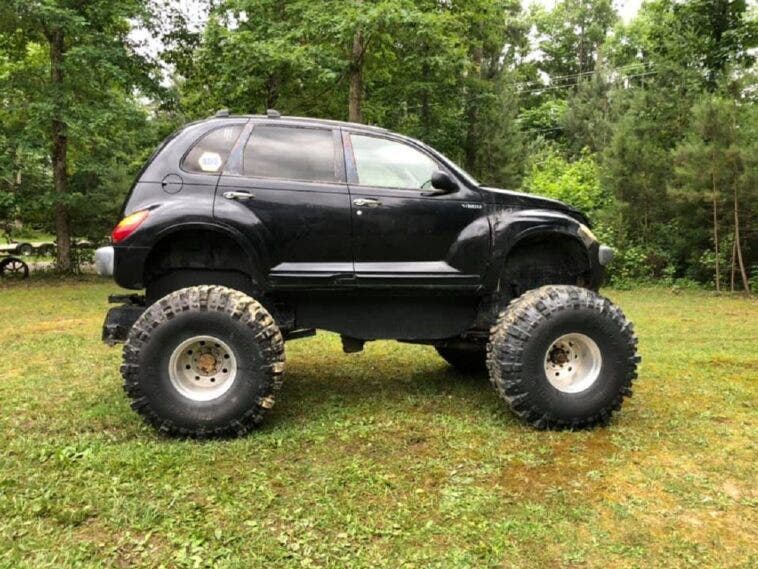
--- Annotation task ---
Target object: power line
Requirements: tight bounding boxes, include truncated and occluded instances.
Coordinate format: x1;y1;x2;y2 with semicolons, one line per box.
515;70;658;95
513;63;653;89
520;126;563;135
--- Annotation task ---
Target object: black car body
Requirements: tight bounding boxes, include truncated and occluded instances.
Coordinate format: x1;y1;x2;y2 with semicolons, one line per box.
97;110;613;344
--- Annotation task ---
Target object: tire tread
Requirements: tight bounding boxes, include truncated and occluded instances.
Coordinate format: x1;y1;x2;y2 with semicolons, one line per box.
121;285;285;438
486;285;640;430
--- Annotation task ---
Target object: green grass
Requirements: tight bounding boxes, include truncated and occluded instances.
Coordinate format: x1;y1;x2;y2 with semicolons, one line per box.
0;279;756;568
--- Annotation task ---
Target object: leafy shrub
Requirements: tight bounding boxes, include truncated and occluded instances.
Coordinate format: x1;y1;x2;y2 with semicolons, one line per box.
523;148;609;214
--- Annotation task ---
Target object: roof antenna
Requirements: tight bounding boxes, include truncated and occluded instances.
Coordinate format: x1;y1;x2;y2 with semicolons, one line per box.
215;109;230;117
266;109;281;119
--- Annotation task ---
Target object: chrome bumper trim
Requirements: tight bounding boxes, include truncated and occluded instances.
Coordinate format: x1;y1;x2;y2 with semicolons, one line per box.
94;246;114;276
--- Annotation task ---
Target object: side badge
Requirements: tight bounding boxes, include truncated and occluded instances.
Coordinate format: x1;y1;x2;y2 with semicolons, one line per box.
461;203;483;210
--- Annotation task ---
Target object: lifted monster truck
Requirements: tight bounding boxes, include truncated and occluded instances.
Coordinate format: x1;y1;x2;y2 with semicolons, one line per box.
96;110;639;437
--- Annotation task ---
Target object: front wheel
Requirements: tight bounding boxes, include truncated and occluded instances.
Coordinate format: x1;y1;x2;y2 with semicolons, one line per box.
121;285;285;437
487;285;639;429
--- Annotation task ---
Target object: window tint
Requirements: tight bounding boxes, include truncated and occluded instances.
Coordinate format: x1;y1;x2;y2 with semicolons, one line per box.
243;126;337;182
350;135;438;189
183;126;243;173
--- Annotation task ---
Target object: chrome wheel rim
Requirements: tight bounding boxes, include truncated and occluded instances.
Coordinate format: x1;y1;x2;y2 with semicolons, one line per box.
168;335;237;401
544;333;602;393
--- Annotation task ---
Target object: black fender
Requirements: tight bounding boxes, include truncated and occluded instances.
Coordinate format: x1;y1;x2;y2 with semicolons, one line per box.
114;220;268;291
483;208;597;291
445;215;492;277
148;221;268;289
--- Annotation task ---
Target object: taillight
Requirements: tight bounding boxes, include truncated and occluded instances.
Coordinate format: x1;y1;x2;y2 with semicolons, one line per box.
111;210;149;243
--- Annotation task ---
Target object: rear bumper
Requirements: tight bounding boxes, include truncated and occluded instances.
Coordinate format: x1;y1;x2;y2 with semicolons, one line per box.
95;243;152;289
113;245;151;289
94;246;114;276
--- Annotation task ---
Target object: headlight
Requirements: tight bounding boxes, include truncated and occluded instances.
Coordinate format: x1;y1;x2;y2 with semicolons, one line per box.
577;223;597;246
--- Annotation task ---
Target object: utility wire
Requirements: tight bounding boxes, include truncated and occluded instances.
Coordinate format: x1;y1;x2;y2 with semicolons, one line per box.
513;63;653;89
515;70;658;95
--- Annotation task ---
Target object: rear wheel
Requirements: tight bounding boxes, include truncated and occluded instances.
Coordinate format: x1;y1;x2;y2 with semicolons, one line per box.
436;344;487;373
487;285;639;429
122;285;285;437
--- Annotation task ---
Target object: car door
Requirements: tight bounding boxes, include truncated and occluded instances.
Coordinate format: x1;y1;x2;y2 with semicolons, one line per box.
344;131;488;289
215;122;353;289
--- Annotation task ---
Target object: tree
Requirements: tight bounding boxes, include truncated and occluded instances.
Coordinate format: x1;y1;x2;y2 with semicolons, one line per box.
531;0;617;78
561;74;614;157
672;90;754;293
174;0;527;171
0;0;161;271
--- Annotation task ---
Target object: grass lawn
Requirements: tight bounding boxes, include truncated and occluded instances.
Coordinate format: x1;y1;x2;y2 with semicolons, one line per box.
0;279;756;568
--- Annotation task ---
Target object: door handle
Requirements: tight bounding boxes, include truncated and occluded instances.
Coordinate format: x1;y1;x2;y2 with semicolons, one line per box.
223;191;254;201
353;198;382;207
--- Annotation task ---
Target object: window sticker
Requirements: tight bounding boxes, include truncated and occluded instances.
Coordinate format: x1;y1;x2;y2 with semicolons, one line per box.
198;151;223;172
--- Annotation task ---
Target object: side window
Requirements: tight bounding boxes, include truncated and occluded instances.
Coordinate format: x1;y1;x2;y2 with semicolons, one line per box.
350;134;438;189
183;125;243;173
243;126;337;182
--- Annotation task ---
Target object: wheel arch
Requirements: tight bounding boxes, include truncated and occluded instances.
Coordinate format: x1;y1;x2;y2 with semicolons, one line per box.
142;222;267;291
496;226;594;297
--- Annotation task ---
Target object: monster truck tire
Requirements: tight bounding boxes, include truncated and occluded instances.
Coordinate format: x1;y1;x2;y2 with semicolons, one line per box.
487;285;639;430
436;345;487;373
122;285;285;438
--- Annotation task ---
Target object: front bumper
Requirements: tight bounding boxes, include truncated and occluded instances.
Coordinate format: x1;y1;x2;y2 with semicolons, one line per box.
94;246;114;276
598;245;614;266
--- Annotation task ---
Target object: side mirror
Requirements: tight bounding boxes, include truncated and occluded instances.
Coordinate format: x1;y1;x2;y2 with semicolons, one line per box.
429;170;459;194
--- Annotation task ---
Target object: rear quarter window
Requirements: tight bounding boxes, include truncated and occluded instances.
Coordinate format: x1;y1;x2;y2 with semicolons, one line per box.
182;125;243;173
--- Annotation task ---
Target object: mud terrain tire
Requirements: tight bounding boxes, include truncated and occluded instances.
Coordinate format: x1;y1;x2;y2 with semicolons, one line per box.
487;285;639;429
122;285;285;437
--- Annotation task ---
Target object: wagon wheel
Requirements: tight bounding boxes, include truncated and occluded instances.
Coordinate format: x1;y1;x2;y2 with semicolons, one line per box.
0;257;30;280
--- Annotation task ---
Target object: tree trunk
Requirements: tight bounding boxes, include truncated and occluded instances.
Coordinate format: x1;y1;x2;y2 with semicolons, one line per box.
711;169;720;292
420;43;431;139
578;19;587;74
730;237;736;292
464;46;483;173
733;184;750;295
265;73;280;110
50;27;72;272
348;27;364;123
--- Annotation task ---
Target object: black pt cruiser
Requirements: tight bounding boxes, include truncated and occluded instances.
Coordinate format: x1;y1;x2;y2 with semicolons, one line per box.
94;109;638;438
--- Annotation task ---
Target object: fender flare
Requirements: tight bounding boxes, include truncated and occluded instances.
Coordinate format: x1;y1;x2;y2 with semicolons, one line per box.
505;225;588;259
145;221;269;290
484;211;595;291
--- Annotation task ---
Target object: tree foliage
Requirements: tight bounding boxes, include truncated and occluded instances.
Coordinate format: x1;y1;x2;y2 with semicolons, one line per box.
0;0;754;288
0;0;166;269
